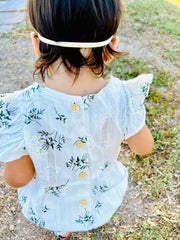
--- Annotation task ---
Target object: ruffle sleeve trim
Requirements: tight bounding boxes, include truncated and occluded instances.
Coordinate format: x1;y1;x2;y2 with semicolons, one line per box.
0;92;28;162
122;74;153;140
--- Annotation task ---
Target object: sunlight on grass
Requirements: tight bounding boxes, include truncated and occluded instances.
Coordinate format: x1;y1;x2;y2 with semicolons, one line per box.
165;0;180;8
124;0;180;36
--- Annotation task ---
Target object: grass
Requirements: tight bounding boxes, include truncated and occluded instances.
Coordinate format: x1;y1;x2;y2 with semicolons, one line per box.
104;57;151;79
123;0;180;36
165;0;180;8
163;48;180;61
104;56;178;87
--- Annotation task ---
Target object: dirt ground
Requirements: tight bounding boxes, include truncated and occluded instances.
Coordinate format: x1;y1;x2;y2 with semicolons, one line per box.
0;16;179;240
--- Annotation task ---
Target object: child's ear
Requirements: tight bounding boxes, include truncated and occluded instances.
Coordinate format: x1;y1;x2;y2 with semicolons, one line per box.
30;32;41;57
109;36;120;52
103;36;120;63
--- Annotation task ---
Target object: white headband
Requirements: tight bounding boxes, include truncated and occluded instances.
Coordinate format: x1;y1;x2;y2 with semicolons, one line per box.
38;33;113;48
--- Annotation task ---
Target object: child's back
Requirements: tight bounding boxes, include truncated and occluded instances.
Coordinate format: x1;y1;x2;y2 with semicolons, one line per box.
0;0;153;237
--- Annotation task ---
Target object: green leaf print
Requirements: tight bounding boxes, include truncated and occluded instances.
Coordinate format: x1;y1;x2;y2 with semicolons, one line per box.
38;130;66;151
39;221;45;228
42;205;50;213
20;196;28;204
45;179;70;198
23;108;45;126
140;82;150;97
57;135;66;151
75;209;94;226
92;184;110;195
29;208;45;227
95;201;103;213
74;136;88;145
83;95;95;109
101;161;111;171
23;84;43;98
95;201;102;209
66;153;89;171
29;208;36;216
0;100;15;128
54;107;67;123
0;100;5;109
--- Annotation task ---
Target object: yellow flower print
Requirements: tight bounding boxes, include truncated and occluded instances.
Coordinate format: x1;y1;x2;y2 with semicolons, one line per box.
30;135;48;159
87;136;94;149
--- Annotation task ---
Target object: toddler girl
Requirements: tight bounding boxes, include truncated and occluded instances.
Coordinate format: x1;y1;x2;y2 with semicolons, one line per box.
0;0;153;239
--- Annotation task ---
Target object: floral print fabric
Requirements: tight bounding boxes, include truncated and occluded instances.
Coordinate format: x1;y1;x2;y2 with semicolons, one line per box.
0;74;153;232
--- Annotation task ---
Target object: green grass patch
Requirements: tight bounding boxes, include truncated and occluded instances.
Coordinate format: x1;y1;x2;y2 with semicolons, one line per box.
163;48;180;61
123;0;180;36
161;149;180;166
140;221;170;240
148;90;162;102
151;71;177;86
147;104;169;117
159;21;179;35
104;56;151;79
105;56;177;87
152;130;163;142
92;232;103;239
177;192;180;199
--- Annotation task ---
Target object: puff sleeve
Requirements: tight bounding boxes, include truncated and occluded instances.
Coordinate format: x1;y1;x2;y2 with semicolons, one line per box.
122;74;153;140
0;92;28;162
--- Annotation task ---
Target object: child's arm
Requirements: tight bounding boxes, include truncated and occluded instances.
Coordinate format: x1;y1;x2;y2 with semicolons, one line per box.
126;124;153;156
4;155;35;188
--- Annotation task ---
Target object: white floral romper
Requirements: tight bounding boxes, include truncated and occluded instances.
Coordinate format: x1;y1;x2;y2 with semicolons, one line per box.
0;74;153;234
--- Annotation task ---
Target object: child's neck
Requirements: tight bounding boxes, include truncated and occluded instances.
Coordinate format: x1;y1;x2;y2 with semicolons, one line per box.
44;61;109;97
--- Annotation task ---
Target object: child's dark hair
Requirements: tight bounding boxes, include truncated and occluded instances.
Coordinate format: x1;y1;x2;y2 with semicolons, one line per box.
28;0;125;81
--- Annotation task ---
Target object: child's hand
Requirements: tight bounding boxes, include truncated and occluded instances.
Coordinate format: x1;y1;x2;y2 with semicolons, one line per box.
4;155;35;188
103;36;120;63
